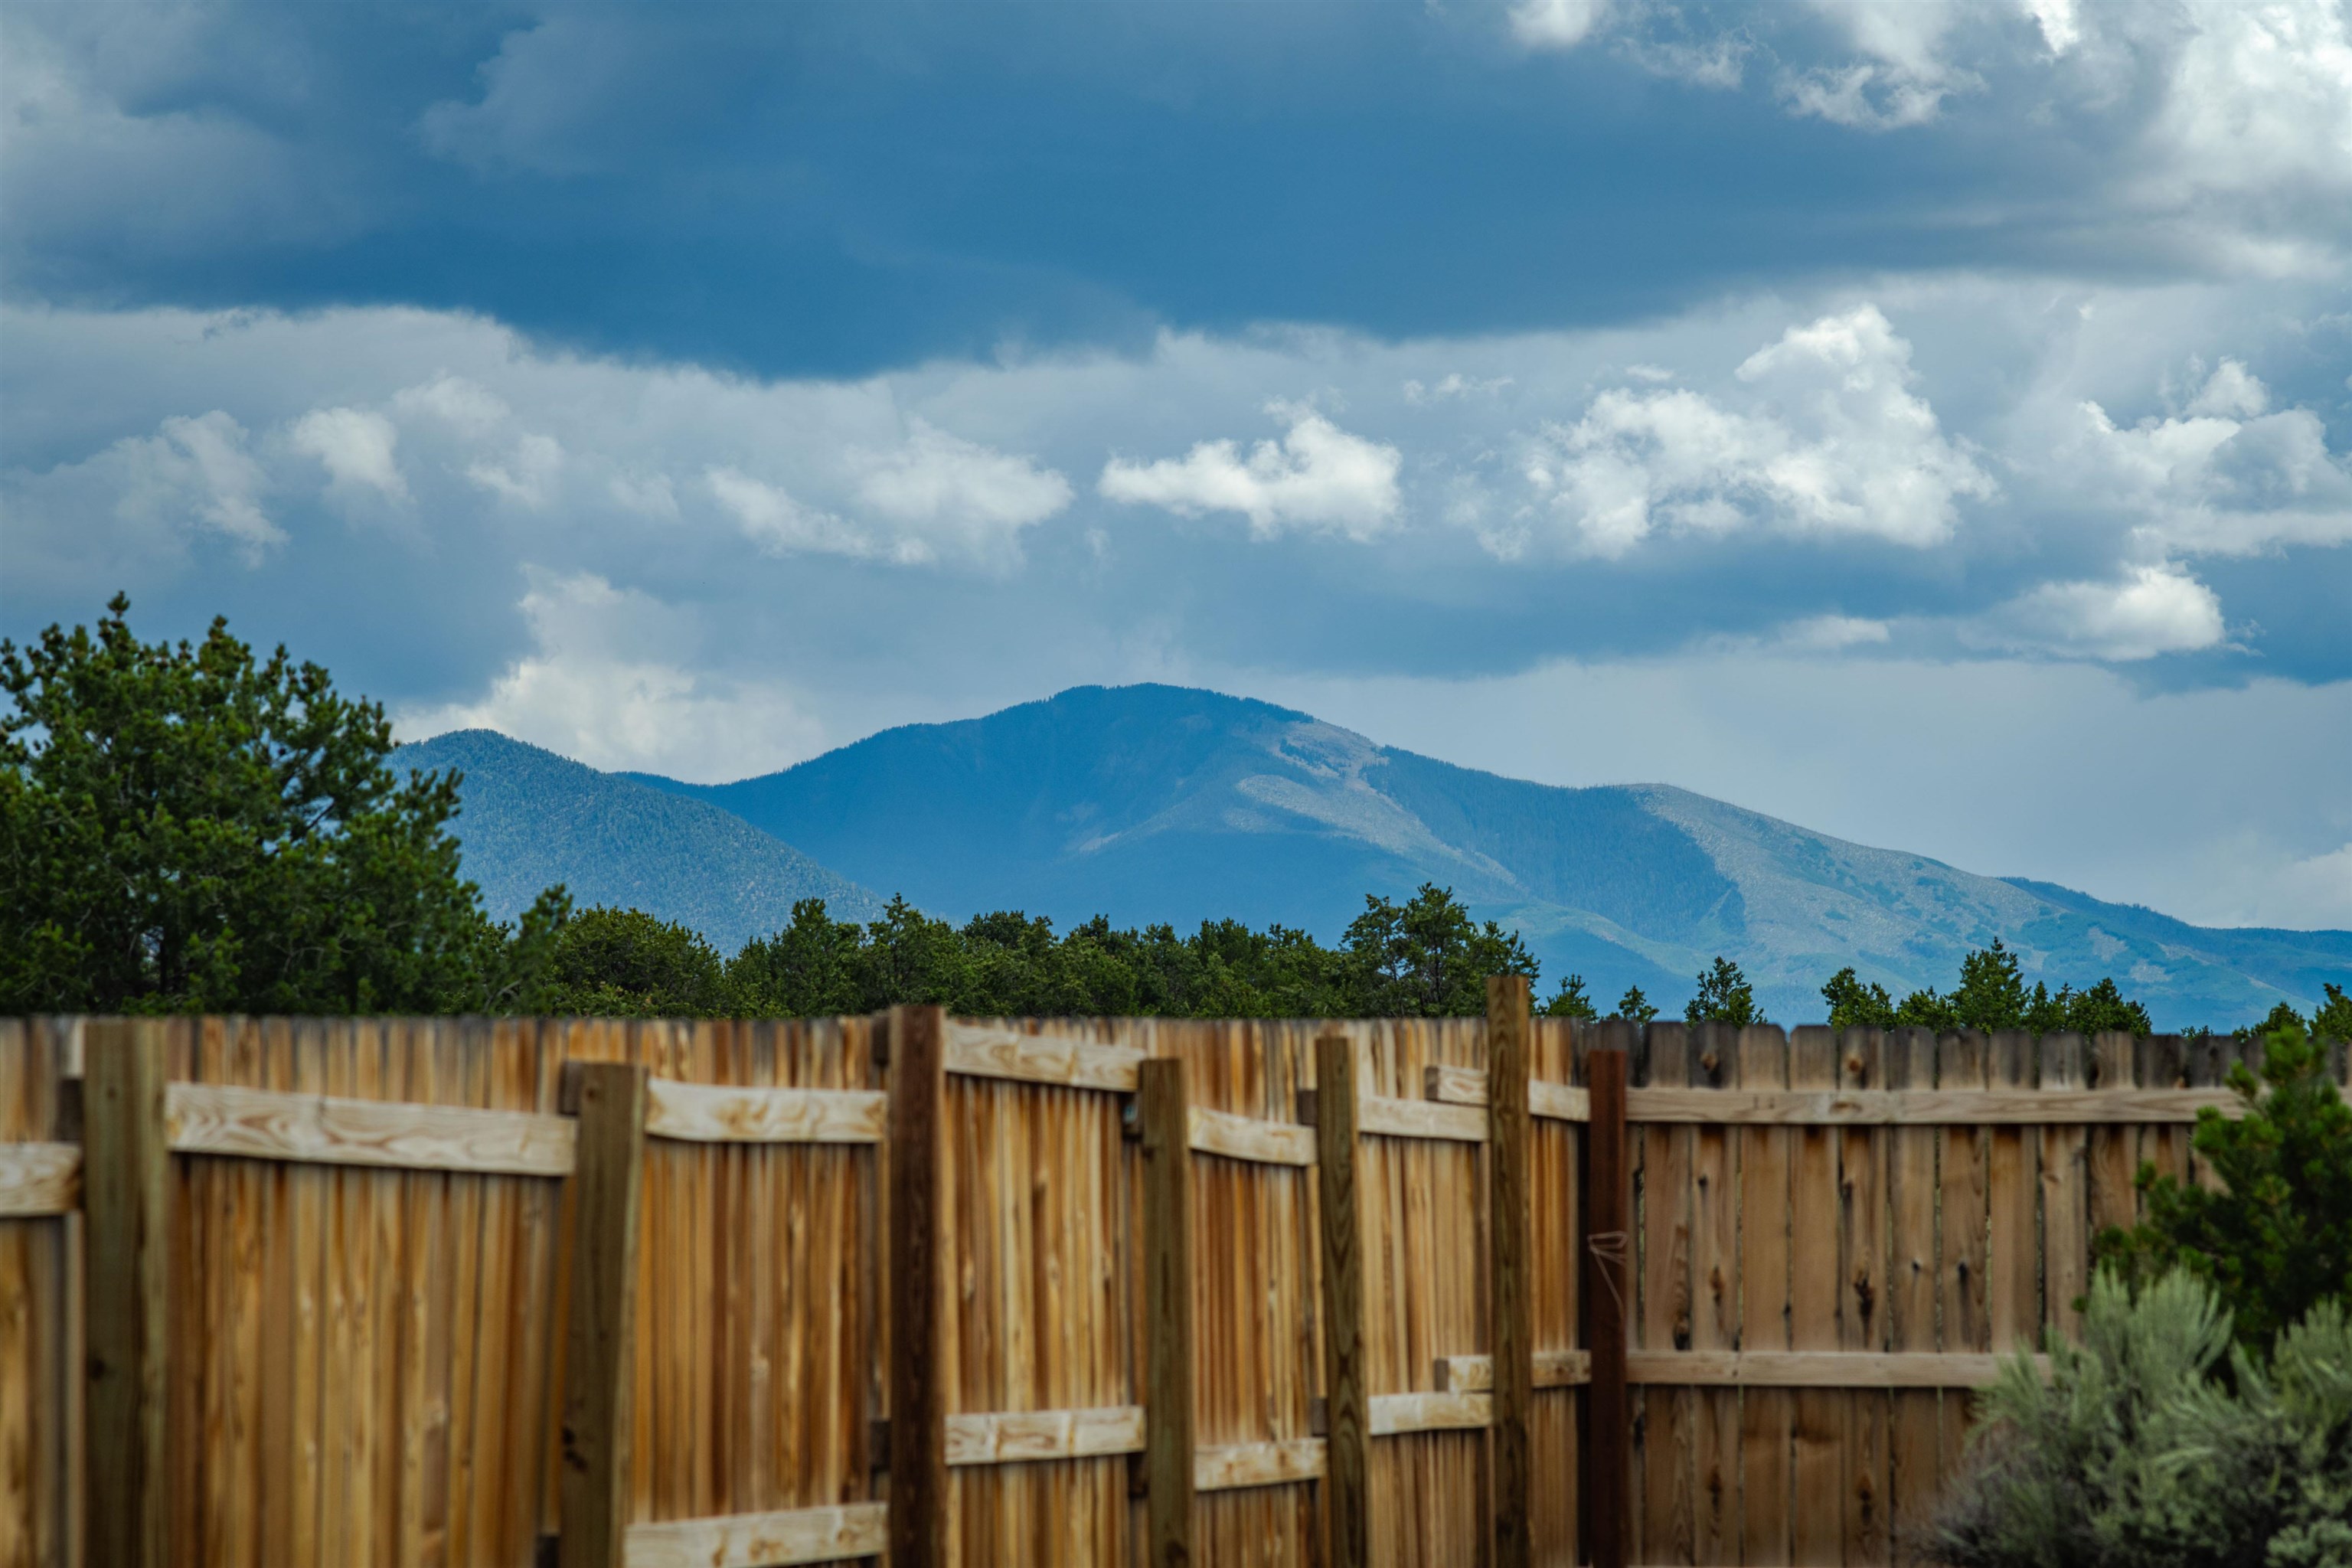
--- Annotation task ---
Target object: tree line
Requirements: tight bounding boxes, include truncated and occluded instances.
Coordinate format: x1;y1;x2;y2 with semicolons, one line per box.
8;596;2344;1043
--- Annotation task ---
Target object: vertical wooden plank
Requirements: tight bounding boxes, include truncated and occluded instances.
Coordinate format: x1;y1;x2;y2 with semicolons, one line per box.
2086;1034;2138;1255
1736;1025;1792;1568
2184;1037;2230;1194
1140;1057;1195;1568
1985;1032;2038;1357
1935;1033;1988;1483
1488;976;1536;1568
886;1007;949;1568
559;1060;648;1568
1583;1044;1630;1568
2040;1035;2090;1340
2135;1035;2189;1196
1788;1027;1841;1568
1315;1031;1372;1568
83;1018;172;1568
1637;1023;1693;1568
1687;1023;1740;1566
1882;1028;1940;1564
1837;1029;1888;1568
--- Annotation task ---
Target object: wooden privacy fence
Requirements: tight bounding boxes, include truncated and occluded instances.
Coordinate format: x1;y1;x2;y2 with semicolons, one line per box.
1;1003;2335;1568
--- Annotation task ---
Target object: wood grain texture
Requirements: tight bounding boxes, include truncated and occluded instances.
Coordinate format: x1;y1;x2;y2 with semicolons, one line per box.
639;1078;885;1145
560;1060;648;1568
1585;1044;1631;1568
1986;1034;2039;1357
83;1018;172;1568
2039;1036;2091;1341
941;1025;1145;1091
622;1501;889;1567
1141;1057;1196;1568
1625;1088;2242;1123
1423;1063;1592;1124
942;1406;1147;1465
0;1143;80;1217
1432;1349;1592;1391
1315;1032;1372;1568
1936;1033;1990;1501
164;1081;577;1174
1838;1029;1891;1568
1687;1021;1741;1566
1184;1104;1315;1167
886;1008;949;1568
1191;1439;1325;1493
1737;1026;1793;1568
1489;975;1537;1568
1354;1092;1487;1143
1883;1028;1940;1566
1618;1352;2039;1388
1637;1024;1695;1568
1789;1027;1842;1568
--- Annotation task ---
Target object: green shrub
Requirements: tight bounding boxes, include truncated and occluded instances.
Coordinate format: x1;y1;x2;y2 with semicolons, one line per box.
1925;1270;2352;1568
2098;1025;2352;1356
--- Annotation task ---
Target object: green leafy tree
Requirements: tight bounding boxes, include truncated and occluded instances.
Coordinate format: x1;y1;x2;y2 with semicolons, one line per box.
1341;884;1538;1017
2314;983;2352;1044
0;594;562;1014
2096;1024;2352;1356
1822;966;1899;1029
727;898;868;1016
1893;941;2151;1038
1686;956;1762;1026
1542;973;1599;1020
1615;985;1658;1024
545;906;733;1017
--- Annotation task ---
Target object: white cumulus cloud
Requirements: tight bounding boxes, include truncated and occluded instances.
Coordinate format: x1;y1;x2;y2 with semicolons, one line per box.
394;570;830;782
291;406;407;502
706;466;918;564
849;421;1073;561
1969;560;2227;661
1498;305;1994;558
1099;403;1403;542
2062;360;2352;555
466;432;564;508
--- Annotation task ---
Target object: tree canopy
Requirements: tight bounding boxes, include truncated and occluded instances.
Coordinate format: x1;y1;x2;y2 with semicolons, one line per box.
7;597;2314;1035
1;596;563;1014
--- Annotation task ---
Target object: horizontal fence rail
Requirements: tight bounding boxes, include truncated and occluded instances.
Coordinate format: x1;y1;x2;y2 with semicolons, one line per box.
0;1013;2337;1568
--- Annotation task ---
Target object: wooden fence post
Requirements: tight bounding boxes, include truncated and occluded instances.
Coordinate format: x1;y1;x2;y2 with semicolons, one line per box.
1141;1057;1195;1568
83;1018;171;1568
1315;1031;1371;1568
1583;1044;1630;1568
887;1005;951;1568
1488;977;1535;1568
560;1060;648;1568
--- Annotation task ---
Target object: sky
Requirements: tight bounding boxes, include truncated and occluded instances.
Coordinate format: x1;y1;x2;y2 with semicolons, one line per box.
3;0;2349;930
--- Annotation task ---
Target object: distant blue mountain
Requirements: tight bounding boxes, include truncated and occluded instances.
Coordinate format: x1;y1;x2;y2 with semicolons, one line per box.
395;729;883;952
591;683;2347;1028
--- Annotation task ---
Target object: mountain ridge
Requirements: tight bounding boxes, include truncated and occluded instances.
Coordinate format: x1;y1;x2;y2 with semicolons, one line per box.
394;728;884;952
595;682;2343;1027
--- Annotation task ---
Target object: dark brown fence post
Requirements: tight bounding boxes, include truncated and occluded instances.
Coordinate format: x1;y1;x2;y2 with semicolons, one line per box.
1315;1031;1371;1568
1488;976;1535;1568
1141;1056;1196;1567
83;1018;171;1568
887;1005;951;1568
1583;1044;1630;1568
559;1059;648;1568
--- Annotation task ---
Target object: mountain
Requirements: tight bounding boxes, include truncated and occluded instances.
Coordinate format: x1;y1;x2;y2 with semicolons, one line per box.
394;729;883;952
603;684;2345;1028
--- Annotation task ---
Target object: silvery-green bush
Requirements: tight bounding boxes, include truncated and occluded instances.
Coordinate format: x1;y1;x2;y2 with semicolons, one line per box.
1926;1269;2352;1568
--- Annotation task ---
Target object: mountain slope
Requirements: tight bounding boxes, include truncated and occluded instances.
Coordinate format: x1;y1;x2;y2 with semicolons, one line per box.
395;730;883;952
623;684;2344;1027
